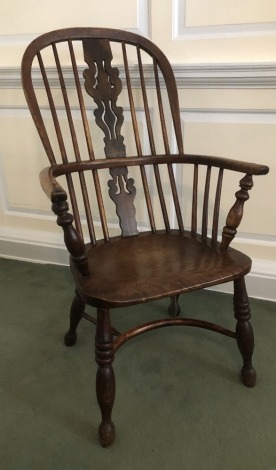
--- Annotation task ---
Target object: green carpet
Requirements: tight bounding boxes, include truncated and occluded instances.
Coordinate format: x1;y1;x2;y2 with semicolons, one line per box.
0;257;275;469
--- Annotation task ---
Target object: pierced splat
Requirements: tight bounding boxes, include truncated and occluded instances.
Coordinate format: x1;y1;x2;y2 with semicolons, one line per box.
108;168;138;236
83;38;125;157
83;39;138;236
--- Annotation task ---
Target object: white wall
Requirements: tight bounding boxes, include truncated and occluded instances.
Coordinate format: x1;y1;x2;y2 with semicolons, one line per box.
0;0;275;300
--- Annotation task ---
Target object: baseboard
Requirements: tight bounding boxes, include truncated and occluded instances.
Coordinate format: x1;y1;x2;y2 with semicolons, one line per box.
0;235;69;266
0;237;275;302
209;260;276;302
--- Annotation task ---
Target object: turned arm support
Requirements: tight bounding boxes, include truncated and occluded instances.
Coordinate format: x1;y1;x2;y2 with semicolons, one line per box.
186;157;268;249
40;167;89;276
221;173;253;250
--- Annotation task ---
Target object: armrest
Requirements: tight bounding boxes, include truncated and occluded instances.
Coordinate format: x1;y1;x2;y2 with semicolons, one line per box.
48;154;269;178
40;166;67;202
42;156;269;253
182;154;269;176
39;166;89;276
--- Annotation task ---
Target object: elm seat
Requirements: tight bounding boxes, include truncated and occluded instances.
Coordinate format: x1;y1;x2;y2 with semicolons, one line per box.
21;27;269;447
73;232;252;308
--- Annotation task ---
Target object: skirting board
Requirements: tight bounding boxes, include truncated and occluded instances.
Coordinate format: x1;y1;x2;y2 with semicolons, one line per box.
209;261;276;302
0;238;275;302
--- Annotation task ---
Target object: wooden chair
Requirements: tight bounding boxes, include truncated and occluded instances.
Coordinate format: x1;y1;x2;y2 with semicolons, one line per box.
21;28;269;447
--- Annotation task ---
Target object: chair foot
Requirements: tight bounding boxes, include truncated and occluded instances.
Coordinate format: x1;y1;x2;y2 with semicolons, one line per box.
168;295;180;317
98;421;116;447
234;277;256;388
64;331;77;346
64;291;85;347
241;365;256;388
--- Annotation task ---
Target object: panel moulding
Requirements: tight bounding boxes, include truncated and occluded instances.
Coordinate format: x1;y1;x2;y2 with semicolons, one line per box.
209;258;276;302
135;0;151;37
0;0;150;48
3;62;276;90
0;104;151;230
173;0;276;39
180;108;276;124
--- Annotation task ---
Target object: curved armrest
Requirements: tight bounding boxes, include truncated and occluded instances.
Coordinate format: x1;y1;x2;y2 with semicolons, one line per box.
49;154;269;178
40;166;67;202
182;154;269;176
39;167;89;276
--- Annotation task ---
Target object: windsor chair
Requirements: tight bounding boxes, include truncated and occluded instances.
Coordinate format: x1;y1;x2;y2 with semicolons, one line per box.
21;28;269;447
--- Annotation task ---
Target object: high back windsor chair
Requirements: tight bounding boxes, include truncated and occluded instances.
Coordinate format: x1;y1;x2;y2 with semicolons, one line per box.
21;28;269;446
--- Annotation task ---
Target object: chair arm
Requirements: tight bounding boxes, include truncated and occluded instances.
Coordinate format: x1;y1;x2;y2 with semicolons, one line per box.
182;154;269;176
40;166;68;203
49;154;269;177
39;167;89;276
186;157;269;249
43;156;269;252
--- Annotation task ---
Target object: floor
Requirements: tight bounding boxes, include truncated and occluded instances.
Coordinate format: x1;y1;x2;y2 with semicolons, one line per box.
1;257;276;469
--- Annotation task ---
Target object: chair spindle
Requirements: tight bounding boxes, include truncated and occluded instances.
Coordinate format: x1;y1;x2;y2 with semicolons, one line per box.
202;166;211;240
153;59;184;231
53;44;96;244
212;168;224;244
37;50;83;239
122;42;156;233
137;47;170;231
191;164;198;236
69;40;109;243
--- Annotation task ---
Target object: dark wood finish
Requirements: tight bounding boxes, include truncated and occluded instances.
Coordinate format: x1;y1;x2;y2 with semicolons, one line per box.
83;38;138;237
64;291;85;346
114;316;236;353
234;277;256;387
212;168;224;244
51;195;89;275
168;295;181;317
221;174;254;250
71;231;252;307
21;27;269;446
95;308;116;447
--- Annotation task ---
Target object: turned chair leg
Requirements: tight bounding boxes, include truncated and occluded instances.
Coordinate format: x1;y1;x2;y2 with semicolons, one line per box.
95;308;116;447
168;295;181;317
233;277;256;387
64;291;85;346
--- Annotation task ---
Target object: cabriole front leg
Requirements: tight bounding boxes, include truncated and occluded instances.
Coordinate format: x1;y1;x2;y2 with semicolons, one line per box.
95;308;116;447
234;277;256;387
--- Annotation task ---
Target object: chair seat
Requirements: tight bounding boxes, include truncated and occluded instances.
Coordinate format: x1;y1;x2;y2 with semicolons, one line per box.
71;231;252;308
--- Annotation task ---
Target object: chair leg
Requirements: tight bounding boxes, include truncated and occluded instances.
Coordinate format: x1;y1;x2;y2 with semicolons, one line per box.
168;295;180;317
64;291;85;346
95;308;116;447
233;277;256;387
